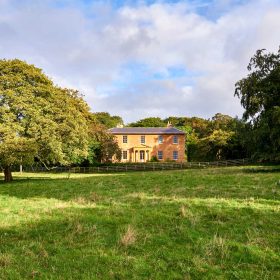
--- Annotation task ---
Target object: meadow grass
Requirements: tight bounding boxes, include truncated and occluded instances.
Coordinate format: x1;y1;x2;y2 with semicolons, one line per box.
0;166;279;279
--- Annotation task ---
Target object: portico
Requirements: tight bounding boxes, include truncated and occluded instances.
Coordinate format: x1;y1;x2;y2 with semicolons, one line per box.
131;145;152;162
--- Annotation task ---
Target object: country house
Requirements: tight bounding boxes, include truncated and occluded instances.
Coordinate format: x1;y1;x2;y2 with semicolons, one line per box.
109;126;186;163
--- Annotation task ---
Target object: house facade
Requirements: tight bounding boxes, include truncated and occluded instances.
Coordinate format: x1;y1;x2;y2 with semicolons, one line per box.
109;127;186;163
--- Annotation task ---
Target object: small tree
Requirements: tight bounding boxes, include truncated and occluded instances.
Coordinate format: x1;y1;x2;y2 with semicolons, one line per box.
202;129;234;160
0;59;90;181
87;121;121;163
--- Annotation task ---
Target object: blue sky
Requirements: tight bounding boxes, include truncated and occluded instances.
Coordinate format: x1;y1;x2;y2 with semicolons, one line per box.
0;0;280;122
53;0;248;18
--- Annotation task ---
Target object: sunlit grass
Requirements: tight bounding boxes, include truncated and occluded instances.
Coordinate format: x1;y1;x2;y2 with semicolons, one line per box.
6;172;126;180
0;166;279;279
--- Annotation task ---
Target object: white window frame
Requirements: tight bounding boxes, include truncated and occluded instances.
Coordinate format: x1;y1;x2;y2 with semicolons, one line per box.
173;151;178;160
158;135;163;144
123;135;128;144
173;135;178;144
140;135;145;144
158;151;163;160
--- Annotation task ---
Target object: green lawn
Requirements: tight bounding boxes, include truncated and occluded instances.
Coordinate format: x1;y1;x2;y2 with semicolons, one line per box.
0;166;280;279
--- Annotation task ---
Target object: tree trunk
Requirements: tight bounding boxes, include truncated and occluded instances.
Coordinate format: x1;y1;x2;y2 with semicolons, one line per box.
4;166;13;182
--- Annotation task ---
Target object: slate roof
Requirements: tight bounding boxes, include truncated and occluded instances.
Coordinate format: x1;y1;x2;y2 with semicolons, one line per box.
108;127;185;135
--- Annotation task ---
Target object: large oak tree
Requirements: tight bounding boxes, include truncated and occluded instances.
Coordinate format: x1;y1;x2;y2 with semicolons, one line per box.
0;59;90;181
235;48;280;160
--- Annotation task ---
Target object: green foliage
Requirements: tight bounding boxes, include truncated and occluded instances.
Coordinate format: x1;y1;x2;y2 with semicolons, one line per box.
126;115;248;161
185;130;200;161
199;129;235;160
170;115;247;161
0;137;37;167
0;167;280;279
165;116;211;137
235;48;280;160
211;113;237;131
85;122;121;164
128;117;166;127
92;112;123;128
125;114;247;162
0;59;90;180
149;155;159;162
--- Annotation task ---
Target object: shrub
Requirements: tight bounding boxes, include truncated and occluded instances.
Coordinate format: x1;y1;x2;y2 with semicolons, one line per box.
150;156;159;162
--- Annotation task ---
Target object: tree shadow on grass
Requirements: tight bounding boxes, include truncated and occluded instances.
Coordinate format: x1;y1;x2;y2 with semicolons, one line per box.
0;206;133;279
0;168;279;202
243;167;280;174
0;173;130;203
0;199;280;280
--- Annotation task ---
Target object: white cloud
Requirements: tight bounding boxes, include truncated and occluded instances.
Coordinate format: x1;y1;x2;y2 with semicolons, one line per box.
0;0;280;122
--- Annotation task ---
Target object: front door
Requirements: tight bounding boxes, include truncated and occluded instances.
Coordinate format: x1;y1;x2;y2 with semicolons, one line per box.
140;150;145;162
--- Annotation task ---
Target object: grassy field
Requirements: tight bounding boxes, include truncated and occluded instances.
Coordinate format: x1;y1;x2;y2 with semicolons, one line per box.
0;166;280;279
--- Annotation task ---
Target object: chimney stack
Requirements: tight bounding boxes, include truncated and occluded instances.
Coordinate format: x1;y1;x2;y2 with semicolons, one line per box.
167;121;172;127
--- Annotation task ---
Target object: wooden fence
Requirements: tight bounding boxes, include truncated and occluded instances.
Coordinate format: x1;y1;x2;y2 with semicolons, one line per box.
20;159;251;174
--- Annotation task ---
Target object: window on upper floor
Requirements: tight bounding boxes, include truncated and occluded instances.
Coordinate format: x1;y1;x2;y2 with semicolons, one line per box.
173;151;178;160
123;135;128;143
173;135;178;144
158;135;163;144
158;151;163;160
140;135;145;144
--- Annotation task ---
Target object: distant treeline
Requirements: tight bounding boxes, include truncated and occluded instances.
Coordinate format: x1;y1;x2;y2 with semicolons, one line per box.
92;112;248;162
